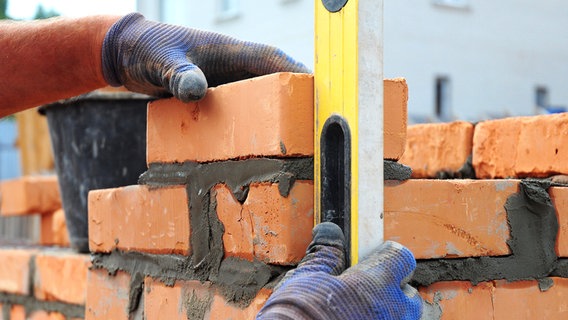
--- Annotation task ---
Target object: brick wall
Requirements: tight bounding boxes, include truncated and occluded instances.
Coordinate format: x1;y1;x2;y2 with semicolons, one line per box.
2;73;567;319
399;114;568;318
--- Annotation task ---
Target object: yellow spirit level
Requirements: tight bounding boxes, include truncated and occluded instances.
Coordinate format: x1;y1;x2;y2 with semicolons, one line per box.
314;0;384;264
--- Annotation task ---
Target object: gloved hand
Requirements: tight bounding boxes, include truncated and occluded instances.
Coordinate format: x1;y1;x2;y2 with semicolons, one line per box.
256;222;423;320
102;13;310;102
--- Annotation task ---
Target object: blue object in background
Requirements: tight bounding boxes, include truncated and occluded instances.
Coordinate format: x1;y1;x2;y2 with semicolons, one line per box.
0;119;22;180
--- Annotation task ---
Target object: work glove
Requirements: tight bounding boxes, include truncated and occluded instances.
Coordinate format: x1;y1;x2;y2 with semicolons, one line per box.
102;13;310;102
256;222;423;320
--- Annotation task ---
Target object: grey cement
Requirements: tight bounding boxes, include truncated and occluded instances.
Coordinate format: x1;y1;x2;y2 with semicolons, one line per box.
435;155;476;179
412;179;559;287
0;294;85;319
384;160;412;181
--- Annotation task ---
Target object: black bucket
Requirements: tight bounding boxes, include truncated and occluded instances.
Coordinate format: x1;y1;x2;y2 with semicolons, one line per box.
41;91;151;253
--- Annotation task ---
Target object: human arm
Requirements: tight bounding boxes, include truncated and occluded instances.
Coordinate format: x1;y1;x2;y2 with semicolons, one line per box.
256;222;423;320
0;16;119;117
0;13;309;118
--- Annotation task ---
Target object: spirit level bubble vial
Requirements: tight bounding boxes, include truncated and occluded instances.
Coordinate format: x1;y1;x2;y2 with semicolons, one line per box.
314;0;384;264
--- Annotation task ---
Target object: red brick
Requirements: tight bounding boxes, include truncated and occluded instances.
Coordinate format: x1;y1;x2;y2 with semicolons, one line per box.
28;311;66;320
215;184;254;261
419;281;494;319
11;305;26;320
207;288;271;320
85;270;130;320
147;73;314;163
549;186;568;257
144;277;212;319
34;251;90;305
385;179;516;259
492;278;568;319
421;279;568;319
0;249;35;295
384;78;408;161
88;185;190;255
40;208;70;247
399;121;473;178
473;113;568;178
216;181;313;265
0;175;61;216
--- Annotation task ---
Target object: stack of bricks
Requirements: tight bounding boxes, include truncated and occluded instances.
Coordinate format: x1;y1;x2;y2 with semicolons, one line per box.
85;73;409;319
0;176;89;319
397;116;568;318
4;71;566;319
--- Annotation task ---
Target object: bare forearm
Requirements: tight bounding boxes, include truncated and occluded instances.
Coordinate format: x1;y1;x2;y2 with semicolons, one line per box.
0;15;119;117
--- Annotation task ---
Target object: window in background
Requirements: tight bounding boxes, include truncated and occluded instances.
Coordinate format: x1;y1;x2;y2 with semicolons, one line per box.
535;86;549;108
435;76;452;121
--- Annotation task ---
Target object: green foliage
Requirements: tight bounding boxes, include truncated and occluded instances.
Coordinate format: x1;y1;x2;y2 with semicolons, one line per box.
0;0;8;19
33;4;59;19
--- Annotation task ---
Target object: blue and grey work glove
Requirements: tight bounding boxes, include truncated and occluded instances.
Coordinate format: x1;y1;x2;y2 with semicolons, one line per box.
256;222;423;320
102;13;309;101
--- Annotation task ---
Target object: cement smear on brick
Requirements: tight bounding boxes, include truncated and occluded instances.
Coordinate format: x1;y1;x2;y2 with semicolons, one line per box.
93;158;312;306
384;160;412;181
412;179;559;286
0;294;85;318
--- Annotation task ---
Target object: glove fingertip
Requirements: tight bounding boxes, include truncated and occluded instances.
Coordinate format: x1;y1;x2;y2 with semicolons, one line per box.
172;68;208;102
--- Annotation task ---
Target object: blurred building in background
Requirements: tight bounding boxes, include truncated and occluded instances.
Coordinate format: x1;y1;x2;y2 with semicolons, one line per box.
137;0;568;123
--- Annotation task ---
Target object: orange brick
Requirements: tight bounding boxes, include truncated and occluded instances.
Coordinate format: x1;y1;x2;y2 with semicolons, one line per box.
144;278;212;319
11;305;26;320
492;278;568;319
147;73;314;163
215;185;254;261
88;185;190;255
473;113;568;178
385;179;516;259
419;281;494;319
34;251;90;305
40;208;70;247
549;186;568;257
216;181;313;265
384;78;408;161
28;311;66;320
399;121;473;178
85;270;130;320
0;175;61;216
207;288;271;320
0;249;34;295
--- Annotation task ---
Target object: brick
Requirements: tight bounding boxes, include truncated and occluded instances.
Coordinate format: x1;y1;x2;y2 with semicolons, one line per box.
144;277;212;319
216;181;313;265
0;175;61;216
399;121;473;178
85;270;130;320
28;311;66;320
40;208;70;247
549;187;568;257
384;179;517;259
420;279;568;319
11;305;26;320
492;278;568;319
147;72;314;163
88;185;190;255
34;251;90;305
207;288;271;320
0;249;34;295
384;78;408;161
419;281;494;319
473;113;568;178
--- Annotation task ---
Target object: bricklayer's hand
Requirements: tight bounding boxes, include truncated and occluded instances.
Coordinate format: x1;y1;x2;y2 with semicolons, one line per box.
101;13;310;102
256;222;423;320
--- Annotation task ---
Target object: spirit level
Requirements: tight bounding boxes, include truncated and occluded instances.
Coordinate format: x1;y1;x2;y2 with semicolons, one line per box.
314;0;384;264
